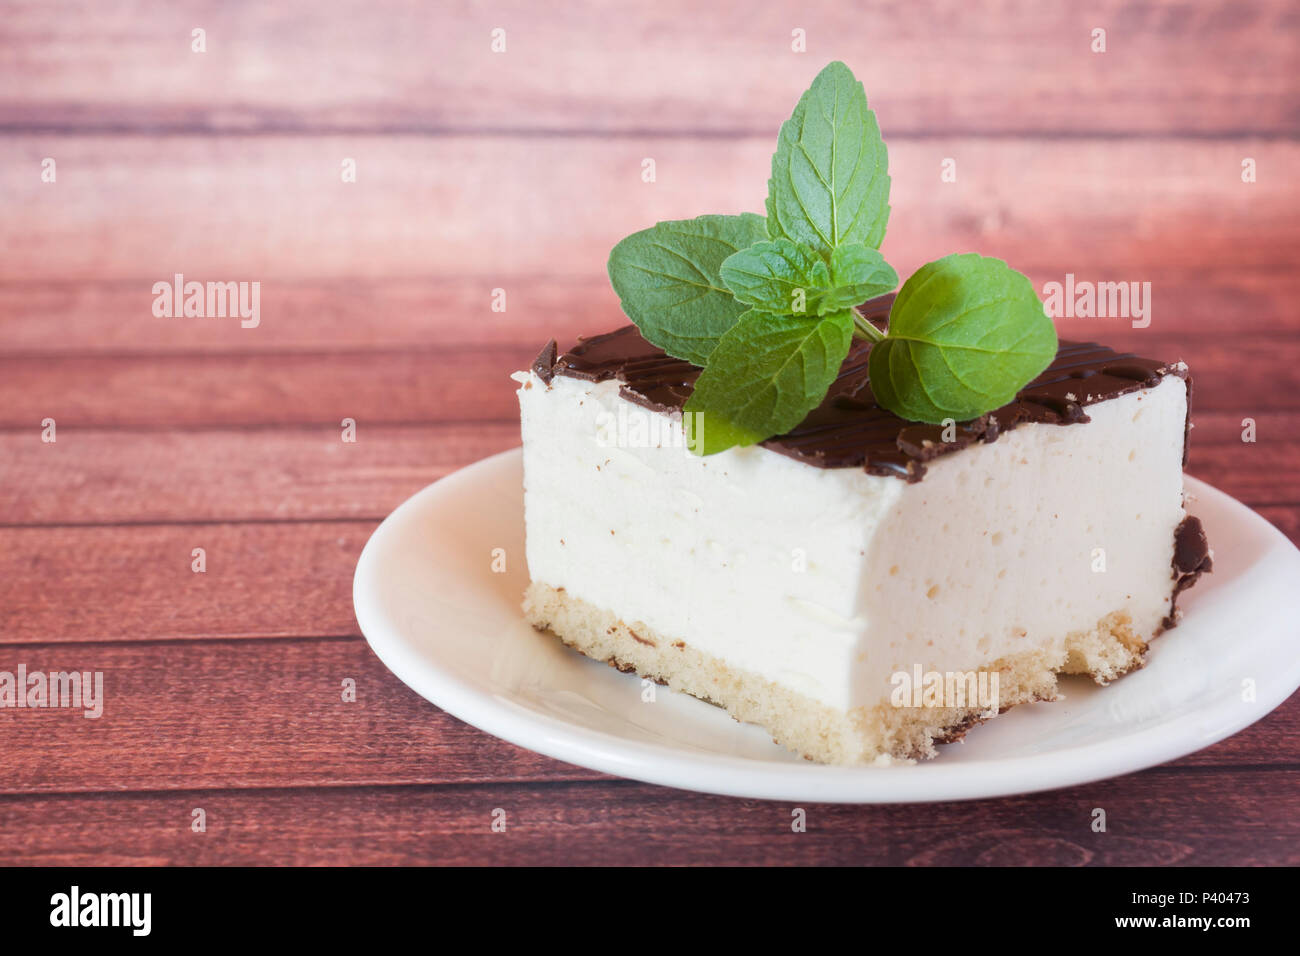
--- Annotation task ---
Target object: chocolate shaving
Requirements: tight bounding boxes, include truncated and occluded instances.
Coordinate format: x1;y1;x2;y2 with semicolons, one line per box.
530;339;558;384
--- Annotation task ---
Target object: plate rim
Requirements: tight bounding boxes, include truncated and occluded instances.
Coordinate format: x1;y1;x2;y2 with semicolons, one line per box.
355;447;1300;804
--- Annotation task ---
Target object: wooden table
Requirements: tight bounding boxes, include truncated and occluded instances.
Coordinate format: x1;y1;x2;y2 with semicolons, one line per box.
1;1;1297;865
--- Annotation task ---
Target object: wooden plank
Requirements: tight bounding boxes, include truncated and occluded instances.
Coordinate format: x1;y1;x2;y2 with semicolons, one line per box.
0;415;1292;528
0;349;530;428
0;769;1295;865
0;635;1288;795
0;277;611;353
0;334;1293;431
0;497;1295;647
0;633;1292;795
1186;415;1300;509
0;636;603;794
0;423;518;525
0;521;372;643
2;136;1293;281
3;0;1296;136
2;270;1295;354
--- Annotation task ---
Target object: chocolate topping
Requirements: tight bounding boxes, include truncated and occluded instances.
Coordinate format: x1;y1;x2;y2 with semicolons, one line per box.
1173;515;1213;577
531;339;558;384
1163;515;1213;630
536;293;1192;482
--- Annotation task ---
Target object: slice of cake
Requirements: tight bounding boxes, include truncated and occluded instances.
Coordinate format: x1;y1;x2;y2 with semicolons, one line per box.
513;295;1211;765
511;60;1212;764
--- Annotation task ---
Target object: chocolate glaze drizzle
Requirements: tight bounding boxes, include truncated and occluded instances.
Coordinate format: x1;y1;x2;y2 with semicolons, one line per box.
535;294;1192;482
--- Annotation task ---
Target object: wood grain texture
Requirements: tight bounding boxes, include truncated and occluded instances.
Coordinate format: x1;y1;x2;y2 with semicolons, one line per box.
3;136;1293;281
1186;415;1300;508
0;415;1294;528
0;423;518;525
0;638;1292;798
1;271;1296;354
2;0;1297;867
0;770;1295;866
0;521;371;643
4;0;1296;136
0;636;606;794
0;335;1295;434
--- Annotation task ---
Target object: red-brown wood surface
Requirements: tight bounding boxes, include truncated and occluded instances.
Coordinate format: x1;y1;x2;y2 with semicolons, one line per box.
0;1;1297;866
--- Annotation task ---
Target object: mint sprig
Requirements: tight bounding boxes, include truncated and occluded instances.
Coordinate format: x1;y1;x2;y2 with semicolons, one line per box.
823;244;900;313
718;239;830;315
684;310;854;455
719;239;898;318
605;61;1057;450
607;213;767;366
869;254;1057;422
766;60;891;257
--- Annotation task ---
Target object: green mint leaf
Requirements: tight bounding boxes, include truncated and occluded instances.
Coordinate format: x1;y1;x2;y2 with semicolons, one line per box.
817;243;899;314
683;309;853;455
607;213;768;366
721;238;898;319
719;238;830;316
868;253;1058;424
765;61;890;259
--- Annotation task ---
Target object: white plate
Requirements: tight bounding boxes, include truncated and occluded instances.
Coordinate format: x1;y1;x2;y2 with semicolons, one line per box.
354;448;1300;803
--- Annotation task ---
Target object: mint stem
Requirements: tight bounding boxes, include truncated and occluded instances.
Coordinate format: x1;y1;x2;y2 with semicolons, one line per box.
851;306;886;343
